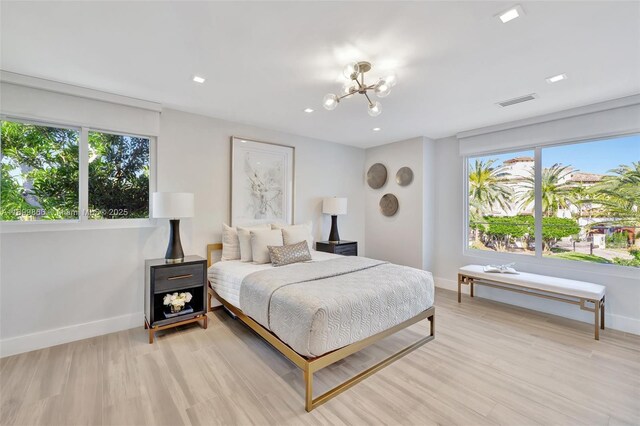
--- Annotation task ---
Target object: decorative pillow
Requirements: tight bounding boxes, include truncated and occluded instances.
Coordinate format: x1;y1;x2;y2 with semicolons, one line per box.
221;224;240;261
268;241;312;267
272;221;313;248
250;229;284;264
237;224;271;262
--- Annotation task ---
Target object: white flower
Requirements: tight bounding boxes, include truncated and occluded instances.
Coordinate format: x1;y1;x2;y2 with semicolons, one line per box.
163;294;172;305
185;293;193;303
170;294;177;301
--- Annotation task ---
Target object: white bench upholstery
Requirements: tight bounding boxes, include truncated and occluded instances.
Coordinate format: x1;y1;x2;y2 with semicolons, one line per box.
458;265;605;300
458;264;606;340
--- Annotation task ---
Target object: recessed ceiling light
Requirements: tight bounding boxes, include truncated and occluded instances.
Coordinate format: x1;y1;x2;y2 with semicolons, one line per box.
546;73;567;83
304;108;314;113
192;75;206;83
372;127;381;132
497;5;524;23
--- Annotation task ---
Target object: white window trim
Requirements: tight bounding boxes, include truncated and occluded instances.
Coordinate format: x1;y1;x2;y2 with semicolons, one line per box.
462;134;640;279
1;116;157;233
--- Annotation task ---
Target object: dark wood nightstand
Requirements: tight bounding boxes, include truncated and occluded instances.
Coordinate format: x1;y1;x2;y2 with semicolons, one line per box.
144;255;208;343
315;240;358;256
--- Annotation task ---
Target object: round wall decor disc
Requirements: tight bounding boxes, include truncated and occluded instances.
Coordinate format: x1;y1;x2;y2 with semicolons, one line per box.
367;163;388;189
379;193;399;217
396;167;414;186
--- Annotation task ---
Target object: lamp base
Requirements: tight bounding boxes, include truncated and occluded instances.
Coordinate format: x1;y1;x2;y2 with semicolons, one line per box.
328;215;340;243
165;219;185;263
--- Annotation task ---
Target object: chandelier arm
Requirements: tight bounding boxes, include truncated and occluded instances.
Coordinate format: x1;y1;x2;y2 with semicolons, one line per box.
338;92;355;101
363;91;374;107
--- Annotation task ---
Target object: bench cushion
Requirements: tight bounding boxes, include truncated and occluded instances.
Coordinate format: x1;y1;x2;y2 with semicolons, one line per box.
459;265;605;300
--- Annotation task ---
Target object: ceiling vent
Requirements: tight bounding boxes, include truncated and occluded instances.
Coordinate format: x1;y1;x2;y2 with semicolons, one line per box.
498;93;537;107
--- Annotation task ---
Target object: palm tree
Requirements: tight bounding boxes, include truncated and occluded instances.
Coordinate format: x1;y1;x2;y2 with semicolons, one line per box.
588;162;640;224
518;163;576;217
468;159;512;215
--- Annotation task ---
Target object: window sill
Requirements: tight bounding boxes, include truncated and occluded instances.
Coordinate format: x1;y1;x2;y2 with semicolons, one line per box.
463;247;640;280
0;219;158;234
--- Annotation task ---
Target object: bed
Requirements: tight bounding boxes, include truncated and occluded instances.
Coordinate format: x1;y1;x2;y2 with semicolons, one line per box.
206;243;435;412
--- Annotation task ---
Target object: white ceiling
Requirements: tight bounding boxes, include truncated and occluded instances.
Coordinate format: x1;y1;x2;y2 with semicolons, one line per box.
1;1;639;148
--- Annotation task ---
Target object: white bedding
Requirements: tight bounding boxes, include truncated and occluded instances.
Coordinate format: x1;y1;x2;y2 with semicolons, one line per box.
207;250;340;307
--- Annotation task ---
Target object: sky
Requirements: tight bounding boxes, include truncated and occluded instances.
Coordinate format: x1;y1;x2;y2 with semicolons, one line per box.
475;134;640;175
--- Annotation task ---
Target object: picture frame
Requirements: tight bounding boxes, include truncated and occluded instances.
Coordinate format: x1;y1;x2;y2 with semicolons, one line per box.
230;137;295;226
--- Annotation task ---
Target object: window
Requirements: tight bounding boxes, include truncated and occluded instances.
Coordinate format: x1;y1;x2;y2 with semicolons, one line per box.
541;135;640;267
88;131;149;219
1;118;152;224
468;150;535;255
467;134;640;269
1;121;79;220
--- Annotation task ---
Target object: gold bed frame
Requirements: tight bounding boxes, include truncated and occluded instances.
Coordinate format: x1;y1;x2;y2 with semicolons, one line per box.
206;243;436;412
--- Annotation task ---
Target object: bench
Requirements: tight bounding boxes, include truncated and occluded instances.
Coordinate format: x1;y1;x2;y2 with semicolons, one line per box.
457;265;606;340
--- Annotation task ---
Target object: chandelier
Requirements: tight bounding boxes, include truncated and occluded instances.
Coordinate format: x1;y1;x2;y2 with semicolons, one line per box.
323;61;397;117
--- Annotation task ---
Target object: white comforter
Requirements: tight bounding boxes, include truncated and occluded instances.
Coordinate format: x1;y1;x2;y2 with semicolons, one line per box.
239;256;434;357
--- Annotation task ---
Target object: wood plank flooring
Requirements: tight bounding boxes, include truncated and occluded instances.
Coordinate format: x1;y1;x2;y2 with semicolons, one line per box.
1;288;638;425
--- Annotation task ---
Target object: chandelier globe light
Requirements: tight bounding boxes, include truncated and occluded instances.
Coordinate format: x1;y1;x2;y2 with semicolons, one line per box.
323;61;397;116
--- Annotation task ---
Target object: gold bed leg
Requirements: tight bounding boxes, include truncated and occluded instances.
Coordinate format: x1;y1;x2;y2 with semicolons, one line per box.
594;299;600;340
304;367;313;412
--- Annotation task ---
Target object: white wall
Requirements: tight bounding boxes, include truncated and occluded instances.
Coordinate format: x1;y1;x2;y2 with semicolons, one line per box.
364;137;435;270
433;135;640;334
0;99;366;356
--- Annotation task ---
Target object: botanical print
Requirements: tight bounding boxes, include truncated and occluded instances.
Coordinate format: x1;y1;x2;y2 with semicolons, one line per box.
243;151;284;220
231;137;294;226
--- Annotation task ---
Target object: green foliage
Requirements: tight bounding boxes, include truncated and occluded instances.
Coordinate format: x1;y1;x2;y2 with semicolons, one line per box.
1;121;149;221
1;121;79;220
585;162;640;225
519;163;576;217
88;132;149;219
474;215;579;251
606;232;629;249
468;159;512;216
549;251;611;264
541;217;580;250
479;215;533;251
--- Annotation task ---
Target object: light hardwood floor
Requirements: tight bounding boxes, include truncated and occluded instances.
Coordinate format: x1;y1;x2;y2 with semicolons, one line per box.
1;288;639;426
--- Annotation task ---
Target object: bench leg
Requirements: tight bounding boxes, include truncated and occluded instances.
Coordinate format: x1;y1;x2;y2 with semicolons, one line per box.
600;296;605;330
594;299;600;340
470;280;474;298
457;274;462;303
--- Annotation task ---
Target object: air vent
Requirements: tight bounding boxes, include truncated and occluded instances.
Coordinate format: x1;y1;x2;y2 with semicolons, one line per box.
498;93;537;107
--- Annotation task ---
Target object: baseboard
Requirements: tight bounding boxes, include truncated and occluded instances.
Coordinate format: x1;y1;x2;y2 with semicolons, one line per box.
434;277;640;336
0;312;142;358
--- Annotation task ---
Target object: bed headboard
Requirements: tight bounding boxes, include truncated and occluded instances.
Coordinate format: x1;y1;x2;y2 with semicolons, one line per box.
206;243;223;268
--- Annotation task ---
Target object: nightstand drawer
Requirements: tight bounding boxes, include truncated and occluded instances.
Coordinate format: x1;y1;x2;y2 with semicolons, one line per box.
154;264;204;293
316;241;358;256
334;244;357;255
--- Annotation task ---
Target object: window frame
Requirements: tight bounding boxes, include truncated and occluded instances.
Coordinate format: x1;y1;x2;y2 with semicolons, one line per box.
462;132;640;278
0;115;156;233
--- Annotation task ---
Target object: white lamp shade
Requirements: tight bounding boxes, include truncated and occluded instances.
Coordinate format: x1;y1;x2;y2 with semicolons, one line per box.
322;197;347;215
152;192;194;218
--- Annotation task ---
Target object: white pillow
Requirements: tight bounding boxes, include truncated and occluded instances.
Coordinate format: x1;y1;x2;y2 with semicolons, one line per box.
221;224;240;261
237;224;271;262
273;221;313;248
250;229;284;264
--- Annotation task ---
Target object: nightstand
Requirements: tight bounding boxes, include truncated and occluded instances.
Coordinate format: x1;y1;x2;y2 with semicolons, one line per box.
315;240;358;256
144;255;208;343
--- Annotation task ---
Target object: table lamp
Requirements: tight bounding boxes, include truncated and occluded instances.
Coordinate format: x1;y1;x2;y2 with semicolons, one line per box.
152;192;194;263
322;197;347;243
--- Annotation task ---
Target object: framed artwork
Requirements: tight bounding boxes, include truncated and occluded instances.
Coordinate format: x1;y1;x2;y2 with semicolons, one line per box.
230;137;295;226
